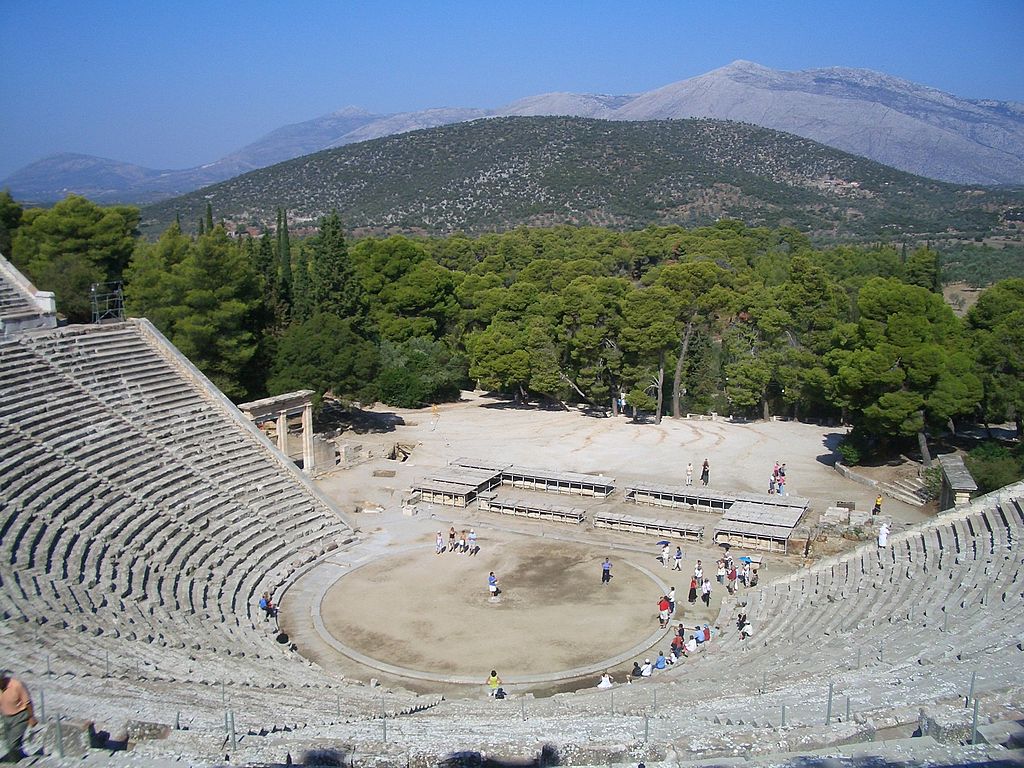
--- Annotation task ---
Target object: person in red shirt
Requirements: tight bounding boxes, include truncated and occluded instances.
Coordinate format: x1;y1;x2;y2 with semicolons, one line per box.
657;596;670;628
0;670;36;760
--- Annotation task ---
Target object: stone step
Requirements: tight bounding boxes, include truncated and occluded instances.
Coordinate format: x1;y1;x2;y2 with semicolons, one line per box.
976;717;1024;748
877;481;926;507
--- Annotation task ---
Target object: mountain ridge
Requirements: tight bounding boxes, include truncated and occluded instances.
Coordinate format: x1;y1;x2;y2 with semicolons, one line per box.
6;60;1024;203
138;115;1024;241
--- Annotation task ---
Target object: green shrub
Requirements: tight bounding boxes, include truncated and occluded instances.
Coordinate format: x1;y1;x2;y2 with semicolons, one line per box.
964;441;1024;494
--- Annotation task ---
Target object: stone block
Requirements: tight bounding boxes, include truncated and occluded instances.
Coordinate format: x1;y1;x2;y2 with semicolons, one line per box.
127;719;172;746
822;506;850;525
849;510;872;526
919;708;972;744
38;718;96;757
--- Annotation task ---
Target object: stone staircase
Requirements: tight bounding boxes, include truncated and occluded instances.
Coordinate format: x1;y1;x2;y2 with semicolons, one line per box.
878;474;930;507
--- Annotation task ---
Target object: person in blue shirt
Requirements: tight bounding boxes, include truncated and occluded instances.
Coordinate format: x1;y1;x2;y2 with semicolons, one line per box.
488;572;500;597
654;651;667;670
601;557;612;584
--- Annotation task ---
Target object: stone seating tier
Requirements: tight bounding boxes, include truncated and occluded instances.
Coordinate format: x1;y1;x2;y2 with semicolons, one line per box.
1;321;355;706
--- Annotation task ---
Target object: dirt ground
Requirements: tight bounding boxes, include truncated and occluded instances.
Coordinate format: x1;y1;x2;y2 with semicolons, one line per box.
320;538;665;677
290;392;931;690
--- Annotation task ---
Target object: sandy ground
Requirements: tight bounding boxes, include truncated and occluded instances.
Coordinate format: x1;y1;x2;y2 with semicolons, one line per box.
321;538;665;677
286;392;929;691
319;392;927;525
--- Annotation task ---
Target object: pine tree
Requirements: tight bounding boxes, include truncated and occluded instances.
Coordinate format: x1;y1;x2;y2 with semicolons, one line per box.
309;211;363;320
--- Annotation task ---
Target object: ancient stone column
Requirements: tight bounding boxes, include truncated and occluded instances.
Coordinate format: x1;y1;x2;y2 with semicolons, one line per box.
302;403;315;474
277;412;288;455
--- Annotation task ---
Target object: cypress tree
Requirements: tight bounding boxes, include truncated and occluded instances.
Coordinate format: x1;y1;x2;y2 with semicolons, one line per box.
276;208;292;304
292;245;312;323
205;202;214;233
309;211;363;320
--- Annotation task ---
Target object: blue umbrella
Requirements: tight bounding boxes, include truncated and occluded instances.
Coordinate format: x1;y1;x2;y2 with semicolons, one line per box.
739;556;753;563
656;540;671;547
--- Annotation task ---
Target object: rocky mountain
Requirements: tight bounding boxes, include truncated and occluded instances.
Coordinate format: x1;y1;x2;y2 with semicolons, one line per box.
611;60;1024;186
139;116;1023;240
6;61;1024;203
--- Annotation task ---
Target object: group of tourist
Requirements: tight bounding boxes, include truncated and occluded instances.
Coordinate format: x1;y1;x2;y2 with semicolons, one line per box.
258;591;277;620
436;526;479;556
614;621;720;685
659;544;684;570
768;461;788;495
683;459;711;487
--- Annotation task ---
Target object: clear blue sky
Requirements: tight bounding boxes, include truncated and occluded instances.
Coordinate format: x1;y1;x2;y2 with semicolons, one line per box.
2;0;1022;179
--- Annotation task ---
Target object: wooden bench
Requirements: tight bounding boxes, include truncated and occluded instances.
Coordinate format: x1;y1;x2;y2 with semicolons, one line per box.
592;512;704;542
478;496;586;524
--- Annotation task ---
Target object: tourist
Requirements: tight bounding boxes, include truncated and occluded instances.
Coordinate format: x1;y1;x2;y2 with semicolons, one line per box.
631;661;643;679
488;572;500;597
768;474;776;494
700;459;710;486
736;611;748;631
727;564;738;595
640;659;653;677
448;527;457;552
654;651;667;670
259;592;276;619
601;557;612;584
667;586;676;615
685;462;693;486
683;634;698;655
435;531;445;555
878;522;891;548
597;672;614;689
468;529;478;555
777;475;786;495
661;543;671;568
0;670;36;762
693;559;703;582
459;529;468;553
688;577;698;604
740;620;753;640
701;578;712;607
716;559;726;585
658;595;670;628
486;670;502;697
670;633;684;658
673;546;683;571
742;562;752;587
873;495;883;515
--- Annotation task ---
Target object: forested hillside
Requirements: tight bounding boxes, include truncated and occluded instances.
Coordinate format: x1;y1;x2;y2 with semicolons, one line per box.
7;191;1022;465
139;117;1024;242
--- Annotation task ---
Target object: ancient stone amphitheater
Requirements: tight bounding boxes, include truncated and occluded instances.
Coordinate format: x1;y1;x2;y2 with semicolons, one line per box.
1;253;1023;767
